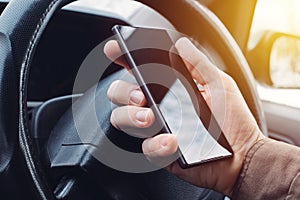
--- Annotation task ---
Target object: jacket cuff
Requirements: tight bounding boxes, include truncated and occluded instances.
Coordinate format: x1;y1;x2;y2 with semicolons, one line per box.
231;138;300;200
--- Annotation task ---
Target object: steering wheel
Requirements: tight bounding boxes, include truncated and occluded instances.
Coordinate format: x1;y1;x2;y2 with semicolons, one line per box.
0;0;267;199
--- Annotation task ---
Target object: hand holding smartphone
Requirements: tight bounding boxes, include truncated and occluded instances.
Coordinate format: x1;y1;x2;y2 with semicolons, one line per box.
112;25;233;168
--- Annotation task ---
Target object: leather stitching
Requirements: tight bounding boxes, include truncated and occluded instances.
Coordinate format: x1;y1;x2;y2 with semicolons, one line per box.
19;1;62;199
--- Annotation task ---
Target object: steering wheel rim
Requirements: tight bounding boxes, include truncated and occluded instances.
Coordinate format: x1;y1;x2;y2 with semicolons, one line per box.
141;0;267;134
0;0;267;199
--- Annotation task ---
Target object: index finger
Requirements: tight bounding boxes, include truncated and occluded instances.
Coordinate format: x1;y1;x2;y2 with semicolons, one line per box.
103;40;130;70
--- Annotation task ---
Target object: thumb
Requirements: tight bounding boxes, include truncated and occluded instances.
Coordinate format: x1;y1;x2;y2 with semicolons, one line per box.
142;134;178;166
175;37;219;85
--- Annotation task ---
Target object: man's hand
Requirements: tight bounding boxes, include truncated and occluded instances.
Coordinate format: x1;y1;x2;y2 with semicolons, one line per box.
104;37;265;195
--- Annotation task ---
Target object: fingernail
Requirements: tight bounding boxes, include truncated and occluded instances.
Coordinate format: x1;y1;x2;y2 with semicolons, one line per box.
135;109;149;124
130;90;144;105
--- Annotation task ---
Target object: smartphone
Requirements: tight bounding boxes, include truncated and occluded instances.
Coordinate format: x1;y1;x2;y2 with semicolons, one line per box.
112;25;233;168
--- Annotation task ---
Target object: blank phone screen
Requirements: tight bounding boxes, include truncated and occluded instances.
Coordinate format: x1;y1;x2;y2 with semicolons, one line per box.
115;25;232;166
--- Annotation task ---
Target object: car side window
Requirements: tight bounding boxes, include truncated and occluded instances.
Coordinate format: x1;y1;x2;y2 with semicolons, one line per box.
248;0;300;109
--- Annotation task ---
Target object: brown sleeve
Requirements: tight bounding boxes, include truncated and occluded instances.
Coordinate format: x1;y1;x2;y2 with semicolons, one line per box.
231;138;300;200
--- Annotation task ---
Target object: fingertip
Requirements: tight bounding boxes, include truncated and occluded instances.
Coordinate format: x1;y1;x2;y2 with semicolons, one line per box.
175;37;206;66
164;134;178;154
106;80;118;101
103;40;121;60
174;37;197;59
175;37;192;50
142;134;178;157
104;40;130;70
175;37;221;85
110;108;120;130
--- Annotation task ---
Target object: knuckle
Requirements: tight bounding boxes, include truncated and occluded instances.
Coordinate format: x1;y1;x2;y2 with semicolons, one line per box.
142;138;154;155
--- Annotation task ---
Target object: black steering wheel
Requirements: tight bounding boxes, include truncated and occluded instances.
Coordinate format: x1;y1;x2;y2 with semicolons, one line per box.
0;0;267;199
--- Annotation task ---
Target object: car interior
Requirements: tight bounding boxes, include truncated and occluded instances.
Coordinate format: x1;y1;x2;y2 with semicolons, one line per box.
0;0;299;199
